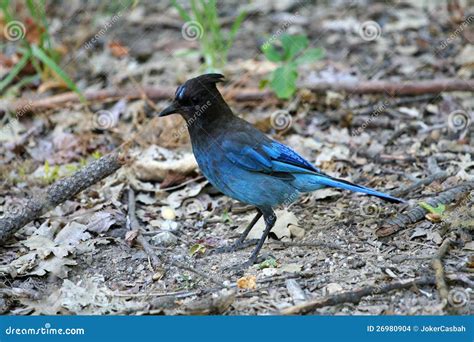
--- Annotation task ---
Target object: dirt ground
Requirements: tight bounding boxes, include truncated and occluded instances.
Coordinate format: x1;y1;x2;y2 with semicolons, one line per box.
0;0;473;315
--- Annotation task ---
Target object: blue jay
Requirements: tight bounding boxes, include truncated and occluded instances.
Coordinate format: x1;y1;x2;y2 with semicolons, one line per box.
159;74;403;267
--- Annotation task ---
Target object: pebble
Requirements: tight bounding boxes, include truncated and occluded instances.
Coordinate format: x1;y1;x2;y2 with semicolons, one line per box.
324;282;343;295
152;231;178;246
289;224;305;239
161;207;176;220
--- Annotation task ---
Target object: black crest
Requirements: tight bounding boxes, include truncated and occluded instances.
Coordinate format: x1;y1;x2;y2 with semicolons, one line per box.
175;73;225;105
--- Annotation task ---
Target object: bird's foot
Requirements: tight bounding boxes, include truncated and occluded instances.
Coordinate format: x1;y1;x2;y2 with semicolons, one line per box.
212;239;259;254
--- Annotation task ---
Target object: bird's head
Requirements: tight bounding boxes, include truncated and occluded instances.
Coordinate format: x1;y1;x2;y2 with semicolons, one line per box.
159;73;226;120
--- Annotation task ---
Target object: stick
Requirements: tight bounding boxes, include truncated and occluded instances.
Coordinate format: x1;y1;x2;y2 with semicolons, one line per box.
5;78;474;114
377;182;474;237
390;171;450;198
127;188;161;269
431;237;453;304
302;79;474;96
280;276;435;315
4;87;174;114
0;151;126;243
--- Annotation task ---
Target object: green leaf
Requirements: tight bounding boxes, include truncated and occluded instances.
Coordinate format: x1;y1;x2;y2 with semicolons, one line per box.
30;45;84;101
294;47;325;65
258;257;278;270
270;64;298;99
189;243;206;257
0;50;31;93
419;202;446;215
281;34;308;60
259;79;269;89
261;43;283;62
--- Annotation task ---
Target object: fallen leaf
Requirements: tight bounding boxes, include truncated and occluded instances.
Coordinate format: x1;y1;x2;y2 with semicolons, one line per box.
189;243;207;257
55;222;91;247
29;256;77;279
86;211;117;233
237;275;257;290
258;257;278;270
132;145;197;182
243;209;296;240
23;235;68;258
108;40;129;57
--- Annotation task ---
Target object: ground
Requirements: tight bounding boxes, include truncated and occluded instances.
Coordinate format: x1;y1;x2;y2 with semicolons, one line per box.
0;0;473;315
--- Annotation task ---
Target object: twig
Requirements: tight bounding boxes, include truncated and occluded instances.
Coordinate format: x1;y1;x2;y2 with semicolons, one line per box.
0;151;126;243
280;276;436;315
431;236;454;304
127;188;161;269
390;171;450;198
5;78;474;115
377;181;474;237
3;87;174;114
301;78;474;96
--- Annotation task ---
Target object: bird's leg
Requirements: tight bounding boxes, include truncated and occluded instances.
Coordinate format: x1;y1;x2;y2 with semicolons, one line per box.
243;209;276;266
214;210;262;253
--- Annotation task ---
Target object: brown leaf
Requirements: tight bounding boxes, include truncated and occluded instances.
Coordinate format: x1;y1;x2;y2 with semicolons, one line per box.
108;40;129;58
237;275;257;290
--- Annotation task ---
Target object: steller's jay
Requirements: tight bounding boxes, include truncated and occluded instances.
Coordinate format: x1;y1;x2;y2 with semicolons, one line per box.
159;73;404;267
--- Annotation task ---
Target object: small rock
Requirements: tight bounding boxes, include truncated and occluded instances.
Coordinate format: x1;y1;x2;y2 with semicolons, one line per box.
289;224;305;239
324;282;343;295
161;207;176;220
152;231;178;246
347;257;366;269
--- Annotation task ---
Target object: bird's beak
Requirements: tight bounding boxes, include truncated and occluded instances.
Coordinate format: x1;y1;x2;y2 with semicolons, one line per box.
158;102;179;117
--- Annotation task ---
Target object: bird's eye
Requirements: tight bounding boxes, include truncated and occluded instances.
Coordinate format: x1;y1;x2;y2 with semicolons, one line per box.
178;96;192;106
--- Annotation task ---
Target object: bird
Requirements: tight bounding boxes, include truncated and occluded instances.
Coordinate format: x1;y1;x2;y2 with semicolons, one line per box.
159;73;404;267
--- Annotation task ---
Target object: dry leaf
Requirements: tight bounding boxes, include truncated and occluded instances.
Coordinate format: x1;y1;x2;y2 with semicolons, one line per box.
237;275;257;290
108;40;129;57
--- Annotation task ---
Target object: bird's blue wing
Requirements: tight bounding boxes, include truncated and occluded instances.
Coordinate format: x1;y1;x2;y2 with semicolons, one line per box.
262;141;321;173
221;133;404;203
222;136;319;175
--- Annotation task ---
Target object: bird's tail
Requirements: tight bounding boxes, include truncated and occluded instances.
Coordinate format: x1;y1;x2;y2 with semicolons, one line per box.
302;173;405;203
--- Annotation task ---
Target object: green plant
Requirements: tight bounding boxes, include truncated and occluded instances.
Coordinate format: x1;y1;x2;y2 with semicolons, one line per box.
171;0;246;71
262;34;325;99
0;0;82;97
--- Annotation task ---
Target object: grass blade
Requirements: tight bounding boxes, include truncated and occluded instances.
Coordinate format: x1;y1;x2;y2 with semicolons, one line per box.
171;0;191;21
31;44;84;101
0;50;31;93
